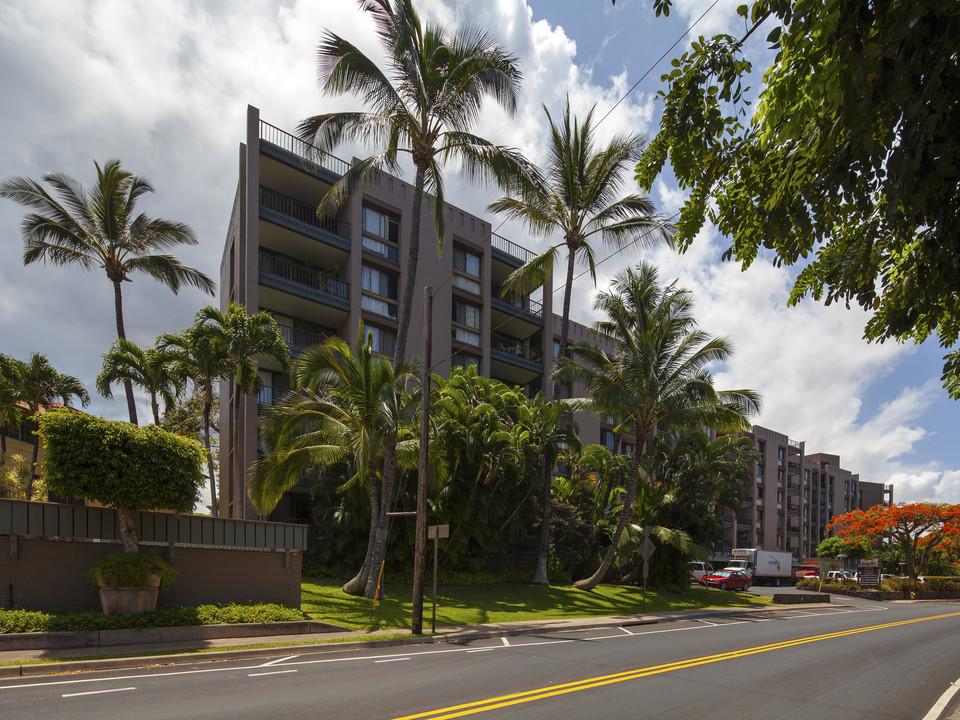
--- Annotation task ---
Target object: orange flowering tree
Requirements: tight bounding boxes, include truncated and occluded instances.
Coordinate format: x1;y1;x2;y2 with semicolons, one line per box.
828;503;960;579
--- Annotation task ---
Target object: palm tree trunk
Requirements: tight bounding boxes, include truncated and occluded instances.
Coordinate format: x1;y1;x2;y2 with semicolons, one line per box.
575;437;645;590
393;164;427;364
364;429;398;599
113;280;139;426
151;394;161;426
1;432;7;468
344;455;382;596
553;249;577;400
116;506;139;554
532;454;552;585
26;431;40;501
203;392;219;517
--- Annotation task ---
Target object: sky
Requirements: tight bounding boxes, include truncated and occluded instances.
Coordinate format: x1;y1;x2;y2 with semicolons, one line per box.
0;0;957;504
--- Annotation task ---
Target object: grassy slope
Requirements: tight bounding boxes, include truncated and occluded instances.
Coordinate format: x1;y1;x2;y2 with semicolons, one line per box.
301;578;771;631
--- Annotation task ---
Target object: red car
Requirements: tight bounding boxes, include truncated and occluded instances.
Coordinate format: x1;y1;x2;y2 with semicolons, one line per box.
699;569;752;591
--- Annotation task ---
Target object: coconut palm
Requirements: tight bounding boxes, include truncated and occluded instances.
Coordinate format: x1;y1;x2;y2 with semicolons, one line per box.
298;0;527;363
0;159;215;425
489;98;674;381
558;263;761;590
251;326;419;597
196;303;290;519
19;353;90;498
97;339;184;426
0;354;27;468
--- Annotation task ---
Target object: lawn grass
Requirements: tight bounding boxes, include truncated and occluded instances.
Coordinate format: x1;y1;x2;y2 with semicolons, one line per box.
301;578;771;631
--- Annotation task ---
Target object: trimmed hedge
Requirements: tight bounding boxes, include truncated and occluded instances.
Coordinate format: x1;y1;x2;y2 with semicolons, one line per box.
0;603;305;634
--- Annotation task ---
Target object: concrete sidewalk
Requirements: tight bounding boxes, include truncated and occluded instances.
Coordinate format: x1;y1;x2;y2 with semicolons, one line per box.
0;604;820;678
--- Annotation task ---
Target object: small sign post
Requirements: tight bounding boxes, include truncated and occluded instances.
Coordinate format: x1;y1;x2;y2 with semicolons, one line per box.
428;524;449;633
639;526;656;613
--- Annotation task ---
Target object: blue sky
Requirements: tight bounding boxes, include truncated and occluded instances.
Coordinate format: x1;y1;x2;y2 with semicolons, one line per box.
0;0;956;502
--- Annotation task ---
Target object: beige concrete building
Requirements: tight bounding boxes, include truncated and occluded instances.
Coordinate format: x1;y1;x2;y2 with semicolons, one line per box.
723;424;892;558
220;105;595;520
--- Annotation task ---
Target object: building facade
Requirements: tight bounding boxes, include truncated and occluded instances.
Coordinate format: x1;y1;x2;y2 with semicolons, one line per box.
723;425;893;558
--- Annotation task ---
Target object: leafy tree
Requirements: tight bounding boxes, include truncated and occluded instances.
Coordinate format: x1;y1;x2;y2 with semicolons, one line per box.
161;389;219;450
251;327;419;598
37;412;204;553
559;262;760;589
815;535;872;563
636;0;960;397
19;353;90;498
299;0;525;363
0;454;45;501
829;503;960;579
0;159;215;423
490;97;673;370
0;354;26;467
97;339;184;426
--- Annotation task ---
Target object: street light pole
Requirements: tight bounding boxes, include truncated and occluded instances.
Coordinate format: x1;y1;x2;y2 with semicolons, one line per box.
412;286;432;634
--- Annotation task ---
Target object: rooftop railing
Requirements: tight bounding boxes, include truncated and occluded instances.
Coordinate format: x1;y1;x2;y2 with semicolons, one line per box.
259;121;351;178
491;232;536;264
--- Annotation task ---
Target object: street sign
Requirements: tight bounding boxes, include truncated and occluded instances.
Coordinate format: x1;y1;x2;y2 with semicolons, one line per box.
639;537;656;561
428;524;449;539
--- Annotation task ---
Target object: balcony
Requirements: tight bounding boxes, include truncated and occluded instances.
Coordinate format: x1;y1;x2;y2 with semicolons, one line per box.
259;121;350;185
786;482;801;494
279;325;332;356
491;282;543;321
491;332;543;368
259;186;351;252
491;232;536;268
258;251;350;311
741;496;753;507
787;526;801;536
786;505;801;516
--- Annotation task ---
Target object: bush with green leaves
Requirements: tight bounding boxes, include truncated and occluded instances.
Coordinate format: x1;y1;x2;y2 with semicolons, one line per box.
0;603;305;634
38;411;204;513
89;552;177;589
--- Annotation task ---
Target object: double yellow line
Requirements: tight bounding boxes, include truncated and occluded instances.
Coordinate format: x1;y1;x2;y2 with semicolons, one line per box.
392;611;960;720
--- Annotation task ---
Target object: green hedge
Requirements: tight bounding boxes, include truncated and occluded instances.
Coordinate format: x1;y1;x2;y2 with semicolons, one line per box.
0;603;305;634
37;411;205;512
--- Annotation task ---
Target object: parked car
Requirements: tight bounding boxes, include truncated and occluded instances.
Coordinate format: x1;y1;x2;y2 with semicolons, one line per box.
699;569;752;591
793;565;820;581
825;570;856;583
689;561;708;582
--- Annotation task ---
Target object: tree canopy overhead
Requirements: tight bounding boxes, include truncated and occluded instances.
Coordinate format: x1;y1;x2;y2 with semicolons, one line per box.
636;0;960;397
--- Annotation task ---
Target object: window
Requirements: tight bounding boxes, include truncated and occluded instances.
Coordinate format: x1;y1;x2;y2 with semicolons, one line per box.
362;206;399;261
757;487;764;498
620;442;634;455
600;428;615;449
757;440;766;454
452;299;481;346
453;245;481;277
361;265;399;319
756;464;764;480
553;340;561;359
363;325;396;357
451;354;479;371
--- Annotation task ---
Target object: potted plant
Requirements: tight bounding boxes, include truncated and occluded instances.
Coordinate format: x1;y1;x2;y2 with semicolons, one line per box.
36;412;205;614
89;552;177;615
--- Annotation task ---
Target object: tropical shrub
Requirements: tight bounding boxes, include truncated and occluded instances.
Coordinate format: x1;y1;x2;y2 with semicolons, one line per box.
89;552;177;590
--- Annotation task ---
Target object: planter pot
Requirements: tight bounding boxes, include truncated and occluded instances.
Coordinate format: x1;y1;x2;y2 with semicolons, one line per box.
97;573;162;615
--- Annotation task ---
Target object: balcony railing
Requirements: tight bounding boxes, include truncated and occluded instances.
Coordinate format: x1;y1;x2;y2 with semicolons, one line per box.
259;252;350;309
491;232;536;264
279;326;330;356
491;331;543;363
259;121;350;177
491;282;543;319
259;187;350;249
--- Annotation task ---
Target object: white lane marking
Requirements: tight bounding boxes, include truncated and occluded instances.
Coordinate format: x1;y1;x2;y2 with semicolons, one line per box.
0;604;897;692
62;687;135;698
921;679;960;720
374;657;409;663
501;637;510;646
618;627;634;635
697;620;718;626
466;648;494;653
248;669;298;677
259;655;299;667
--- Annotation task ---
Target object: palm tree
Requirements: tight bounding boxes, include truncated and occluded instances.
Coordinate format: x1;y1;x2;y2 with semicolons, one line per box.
0;159;215;425
0;354;26;468
298;0;527;362
558;263;761;590
513;392;576;585
19;353;90;498
489;98;674;382
97;339;184;426
196;303;289;519
251;326;418;597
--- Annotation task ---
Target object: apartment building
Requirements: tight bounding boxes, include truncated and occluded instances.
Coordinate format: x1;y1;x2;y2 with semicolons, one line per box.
723;424;892;558
220;105;582;520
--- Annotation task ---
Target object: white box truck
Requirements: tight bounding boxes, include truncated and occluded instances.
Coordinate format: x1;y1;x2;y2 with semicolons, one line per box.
725;548;793;586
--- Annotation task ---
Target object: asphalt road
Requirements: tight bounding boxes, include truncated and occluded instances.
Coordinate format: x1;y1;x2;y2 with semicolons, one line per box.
3;599;959;720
